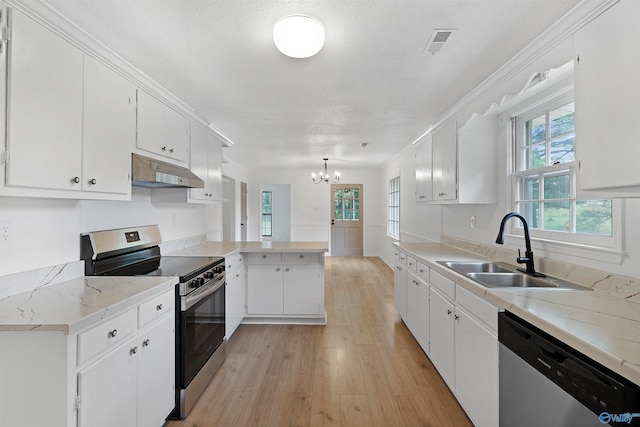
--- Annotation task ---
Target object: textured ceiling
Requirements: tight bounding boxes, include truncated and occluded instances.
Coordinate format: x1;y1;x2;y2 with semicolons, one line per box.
42;0;580;169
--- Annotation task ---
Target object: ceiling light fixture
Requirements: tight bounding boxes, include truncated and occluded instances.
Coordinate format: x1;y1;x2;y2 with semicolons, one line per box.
312;158;340;184
273;15;325;58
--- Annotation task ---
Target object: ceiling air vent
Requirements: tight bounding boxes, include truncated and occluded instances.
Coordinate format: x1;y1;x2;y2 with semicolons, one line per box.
425;28;456;54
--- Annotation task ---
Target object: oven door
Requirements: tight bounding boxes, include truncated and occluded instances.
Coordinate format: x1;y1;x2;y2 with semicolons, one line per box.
177;274;226;388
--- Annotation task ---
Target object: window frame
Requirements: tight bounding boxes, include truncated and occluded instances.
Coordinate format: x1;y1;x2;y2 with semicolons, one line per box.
387;176;400;239
261;190;272;238
507;90;623;258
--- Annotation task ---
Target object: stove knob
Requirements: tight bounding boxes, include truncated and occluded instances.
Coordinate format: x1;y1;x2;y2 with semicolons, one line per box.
190;279;199;288
204;271;214;279
196;277;205;287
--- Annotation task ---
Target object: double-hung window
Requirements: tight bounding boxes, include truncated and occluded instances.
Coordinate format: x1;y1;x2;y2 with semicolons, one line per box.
388;176;400;238
261;191;272;237
512;93;616;249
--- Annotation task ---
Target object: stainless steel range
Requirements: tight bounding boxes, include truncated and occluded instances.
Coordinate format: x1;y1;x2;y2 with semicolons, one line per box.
81;224;226;420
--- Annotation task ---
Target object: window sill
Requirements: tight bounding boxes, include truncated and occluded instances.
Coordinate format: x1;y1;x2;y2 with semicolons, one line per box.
502;233;626;265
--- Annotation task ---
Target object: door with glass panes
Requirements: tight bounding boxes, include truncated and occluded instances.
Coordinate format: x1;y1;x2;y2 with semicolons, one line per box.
330;184;363;256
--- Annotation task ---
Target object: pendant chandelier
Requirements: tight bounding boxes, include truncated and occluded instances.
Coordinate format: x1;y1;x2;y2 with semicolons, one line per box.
311;158;340;184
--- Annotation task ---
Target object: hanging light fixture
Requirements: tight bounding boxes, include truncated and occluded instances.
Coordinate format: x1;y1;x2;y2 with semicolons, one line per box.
312;158;340;184
273;15;325;58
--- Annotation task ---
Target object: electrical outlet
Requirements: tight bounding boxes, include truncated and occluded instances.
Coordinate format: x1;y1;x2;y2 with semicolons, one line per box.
1;222;11;242
470;216;476;229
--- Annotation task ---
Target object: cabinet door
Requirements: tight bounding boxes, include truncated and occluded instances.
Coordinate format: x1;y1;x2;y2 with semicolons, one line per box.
78;337;138;427
247;265;283;315
574;0;640;191
189;122;211;200
225;269;236;338
428;287;454;390
283;264;320;315
415;135;433;202
235;266;247;326
454;308;498;427
137;90;176;160
138;315;175;427
406;272;429;355
6;8;83;190
166;107;190;163
82;56;135;194
393;264;407;321
432;120;457;201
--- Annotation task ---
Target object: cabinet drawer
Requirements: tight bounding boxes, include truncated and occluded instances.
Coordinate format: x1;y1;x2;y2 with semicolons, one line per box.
138;290;175;328
406;256;417;272
417;262;430;282
247;252;282;264
283;252;319;263
236;253;245;269
398;252;407;266
429;269;455;300
77;309;136;365
456;285;498;333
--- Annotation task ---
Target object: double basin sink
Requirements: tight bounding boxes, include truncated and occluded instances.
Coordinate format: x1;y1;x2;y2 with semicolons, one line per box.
438;261;590;291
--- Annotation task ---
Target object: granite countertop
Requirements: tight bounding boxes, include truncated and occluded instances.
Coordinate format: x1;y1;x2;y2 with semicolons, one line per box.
166;241;329;257
395;241;640;387
0;275;176;335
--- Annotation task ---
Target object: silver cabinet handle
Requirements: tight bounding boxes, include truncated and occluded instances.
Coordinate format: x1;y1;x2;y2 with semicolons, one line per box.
88;178;97;185
161;146;167;152
130;346;138;355
446;309;452;316
454;315;460;321
285;268;290;272
71;176;80;184
276;267;281;272
262;254;267;258
142;339;150;347
156;304;163;311
169;148;174;154
438;192;445;196
108;329;117;338
299;254;304;259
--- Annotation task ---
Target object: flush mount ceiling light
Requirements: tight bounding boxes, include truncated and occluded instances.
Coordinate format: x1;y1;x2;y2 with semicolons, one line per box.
312;158;340;184
273;15;325;58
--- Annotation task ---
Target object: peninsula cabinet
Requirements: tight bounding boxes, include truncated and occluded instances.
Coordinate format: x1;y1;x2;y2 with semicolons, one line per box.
574;0;640;193
246;252;325;322
415;114;498;204
225;253;246;339
136;90;190;165
3;8;134;199
393;250;408;321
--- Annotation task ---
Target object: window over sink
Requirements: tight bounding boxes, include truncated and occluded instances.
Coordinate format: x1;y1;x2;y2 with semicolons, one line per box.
510;91;622;255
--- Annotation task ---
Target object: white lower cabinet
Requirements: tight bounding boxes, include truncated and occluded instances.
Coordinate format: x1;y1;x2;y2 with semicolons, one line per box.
406;270;429;355
0;286;175;427
245;252;325;321
225;253;246;339
429;282;499;427
393;252;408;321
428;287;455;390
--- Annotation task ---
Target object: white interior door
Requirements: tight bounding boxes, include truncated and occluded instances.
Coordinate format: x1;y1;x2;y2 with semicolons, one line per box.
330;184;363;256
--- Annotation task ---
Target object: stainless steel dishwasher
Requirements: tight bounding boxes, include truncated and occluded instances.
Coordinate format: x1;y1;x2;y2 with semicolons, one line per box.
498;311;640;427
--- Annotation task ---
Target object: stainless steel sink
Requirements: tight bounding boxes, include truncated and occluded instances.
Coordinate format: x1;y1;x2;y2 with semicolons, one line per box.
467;272;590;290
438;260;591;291
437;261;514;274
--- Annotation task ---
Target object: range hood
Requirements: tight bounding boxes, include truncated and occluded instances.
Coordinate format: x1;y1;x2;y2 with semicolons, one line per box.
131;153;204;188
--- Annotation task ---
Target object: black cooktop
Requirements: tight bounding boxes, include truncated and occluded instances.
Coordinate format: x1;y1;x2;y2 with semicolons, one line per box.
145;256;224;281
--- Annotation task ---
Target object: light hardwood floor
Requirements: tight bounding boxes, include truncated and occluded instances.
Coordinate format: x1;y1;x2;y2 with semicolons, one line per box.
166;256;473;427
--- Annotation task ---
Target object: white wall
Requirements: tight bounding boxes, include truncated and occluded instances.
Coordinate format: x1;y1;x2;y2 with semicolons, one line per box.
246;167;382;255
0;187;216;276
261;184;290;241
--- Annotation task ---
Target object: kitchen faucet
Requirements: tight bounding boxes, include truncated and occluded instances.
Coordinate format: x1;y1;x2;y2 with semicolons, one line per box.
495;212;545;277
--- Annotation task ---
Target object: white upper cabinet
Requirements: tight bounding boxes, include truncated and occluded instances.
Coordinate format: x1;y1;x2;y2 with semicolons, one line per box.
5;8;83;191
416;115;497;204
3;8;133;199
574;0;640;193
136;90;189;164
432;120;458;201
415;134;433;202
188;122;222;201
82;56;135;195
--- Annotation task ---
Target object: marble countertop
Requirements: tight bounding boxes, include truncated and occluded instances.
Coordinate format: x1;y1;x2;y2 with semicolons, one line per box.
166;241;329;258
0;275;177;335
395;241;640;387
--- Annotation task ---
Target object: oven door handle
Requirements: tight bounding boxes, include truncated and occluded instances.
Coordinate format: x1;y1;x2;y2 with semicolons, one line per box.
183;274;225;310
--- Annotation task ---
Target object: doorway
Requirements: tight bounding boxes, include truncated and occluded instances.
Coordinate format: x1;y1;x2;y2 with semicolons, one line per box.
330;184;363;256
240;182;247;241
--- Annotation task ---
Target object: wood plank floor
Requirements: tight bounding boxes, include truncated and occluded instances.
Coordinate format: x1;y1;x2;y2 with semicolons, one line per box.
166;256;473;427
